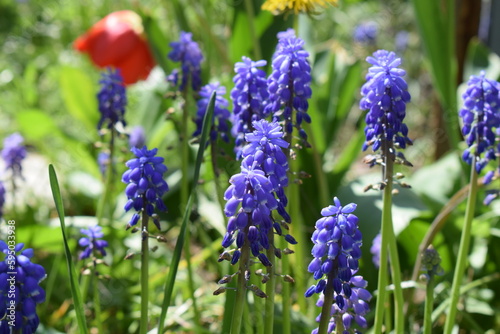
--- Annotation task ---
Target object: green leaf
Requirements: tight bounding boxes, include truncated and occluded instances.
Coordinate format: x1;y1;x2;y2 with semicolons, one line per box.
142;14;170;75
59;66;98;132
157;91;216;333
48;165;88;333
17;109;61;140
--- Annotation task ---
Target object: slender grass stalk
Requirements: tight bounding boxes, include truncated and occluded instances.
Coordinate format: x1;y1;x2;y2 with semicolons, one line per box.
210;140;227;221
253;274;265;334
423;276;435;334
92;265;104;334
387;220;405;332
264;229;276;334
243;298;254;334
243;0;262;60
384;291;392;334
443;167;478;334
180;88;202;329
231;235;250;333
140;210;150;334
280;237;291;334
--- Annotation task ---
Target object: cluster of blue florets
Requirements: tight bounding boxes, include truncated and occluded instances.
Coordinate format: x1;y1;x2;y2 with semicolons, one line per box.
78;225;109;260
305;198;371;334
168;31;204;92
459;72;500;173
97;68;127;131
221;120;294;267
360;50;412;152
122;146;169;229
0;242;46;334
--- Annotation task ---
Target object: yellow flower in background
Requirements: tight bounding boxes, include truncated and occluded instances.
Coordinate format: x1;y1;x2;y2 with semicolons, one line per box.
262;0;338;15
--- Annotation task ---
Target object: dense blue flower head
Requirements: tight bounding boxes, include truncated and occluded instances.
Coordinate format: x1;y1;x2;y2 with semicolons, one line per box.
221;121;293;268
360;50;412;152
266;30;312;139
2;133;27;178
129;126;146;148
231;57;269;158
305;197;371;334
168;31;204;92
353;22;378;45
122;146;169;229
193;82;231;143
0;181;5;219
459;72;500;173
0;242;46;334
97;68;127;131
79;225;109;260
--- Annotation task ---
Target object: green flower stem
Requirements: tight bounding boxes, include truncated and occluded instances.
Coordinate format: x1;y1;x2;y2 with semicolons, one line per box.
140;210;150;334
210;139;227;222
180;89;202;329
280;237;291;334
97;129;116;226
264;229;276;334
317;264;336;334
373;140;404;334
92;264;104;334
231;233;251;334
253;274;265;334
423;276;435;334
243;0;262;60
443;167;478;334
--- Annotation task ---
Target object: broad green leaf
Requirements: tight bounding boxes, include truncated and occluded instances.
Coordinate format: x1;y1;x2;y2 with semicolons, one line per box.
59;66;98;132
49;165;88;333
157;91;216;333
17;109;61;140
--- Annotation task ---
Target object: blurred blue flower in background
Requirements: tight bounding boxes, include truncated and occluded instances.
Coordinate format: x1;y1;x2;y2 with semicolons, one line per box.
1;133;27;178
353;21;378;45
79;225;109;260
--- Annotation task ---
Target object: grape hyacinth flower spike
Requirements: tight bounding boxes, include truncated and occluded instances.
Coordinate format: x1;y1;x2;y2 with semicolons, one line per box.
0;241;46;334
79;225;109;260
193;82;231;143
231;56;269;158
122;146;169;230
168;31;204;92
266;29;312;145
97;68;127;132
305;197;371;334
360;50;411;333
459;71;500;174
2;133;27;179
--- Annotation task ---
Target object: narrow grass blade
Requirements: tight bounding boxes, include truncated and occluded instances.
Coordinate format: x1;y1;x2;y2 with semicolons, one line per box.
48;164;88;333
157;92;216;333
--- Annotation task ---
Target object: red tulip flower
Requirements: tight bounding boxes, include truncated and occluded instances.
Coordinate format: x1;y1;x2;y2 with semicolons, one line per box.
74;10;155;85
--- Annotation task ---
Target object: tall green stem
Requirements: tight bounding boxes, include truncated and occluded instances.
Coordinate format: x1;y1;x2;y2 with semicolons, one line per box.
317;264;336;334
231;234;251;334
280;237;291;334
443;167;478;334
264;229;276;334
97;130;116;226
140;211;149;334
423;276;435;334
92;264;104;334
373;140;404;334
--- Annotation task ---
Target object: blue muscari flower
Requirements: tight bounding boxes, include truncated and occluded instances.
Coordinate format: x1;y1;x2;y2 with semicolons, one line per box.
305;197;371;334
395;31;409;53
266;30;312;140
193;82;231;143
0;181;5;219
360;50;412;152
168;31;204;92
97;152;110;176
129;126;146;149
231;56;269;158
370;232;381;269
221;120;292;266
0;242;46;334
122;146;169;230
1;133;27;178
97;68;127;131
459;72;500;173
353;21;378;45
79;225;109;260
